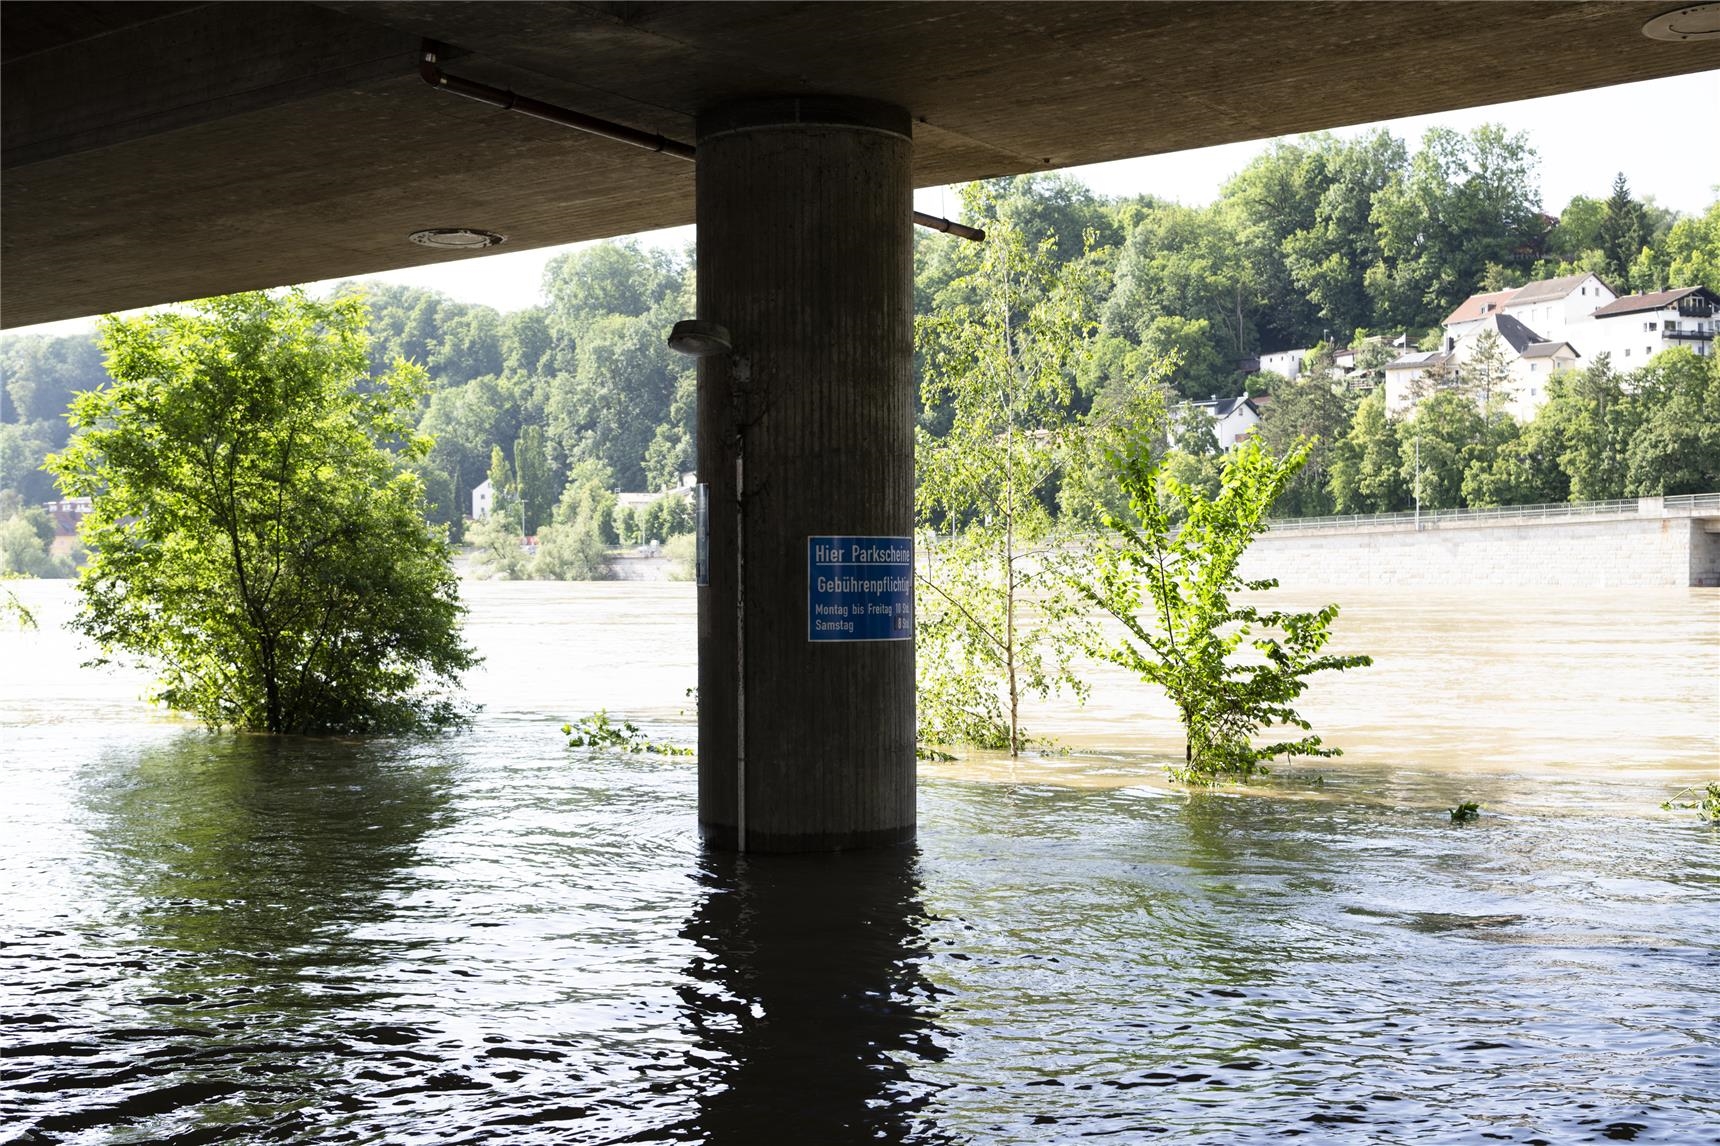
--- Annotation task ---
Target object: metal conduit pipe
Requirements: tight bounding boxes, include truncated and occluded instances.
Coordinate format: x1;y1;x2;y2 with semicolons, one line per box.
419;42;985;242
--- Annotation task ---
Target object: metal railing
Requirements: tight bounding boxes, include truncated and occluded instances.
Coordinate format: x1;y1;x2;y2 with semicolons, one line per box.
1266;492;1720;533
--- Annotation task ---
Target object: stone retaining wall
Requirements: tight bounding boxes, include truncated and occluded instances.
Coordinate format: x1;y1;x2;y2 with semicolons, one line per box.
1239;515;1720;588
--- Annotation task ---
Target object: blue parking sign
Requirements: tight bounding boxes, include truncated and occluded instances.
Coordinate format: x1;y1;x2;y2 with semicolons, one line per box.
807;535;914;642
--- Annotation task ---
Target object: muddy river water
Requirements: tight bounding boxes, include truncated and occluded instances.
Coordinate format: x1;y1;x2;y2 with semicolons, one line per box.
2;581;1716;1144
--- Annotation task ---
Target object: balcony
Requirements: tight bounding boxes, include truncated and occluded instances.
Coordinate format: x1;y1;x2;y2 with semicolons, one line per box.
1664;328;1715;341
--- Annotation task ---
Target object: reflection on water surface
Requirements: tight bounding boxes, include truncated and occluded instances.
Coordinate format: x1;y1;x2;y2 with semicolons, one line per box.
1;581;1716;1143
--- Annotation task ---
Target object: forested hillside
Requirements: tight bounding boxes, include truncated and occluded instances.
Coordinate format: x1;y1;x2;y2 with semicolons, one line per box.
4;123;1718;578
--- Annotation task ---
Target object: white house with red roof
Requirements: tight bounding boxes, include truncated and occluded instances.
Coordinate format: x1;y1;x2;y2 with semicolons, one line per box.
1441;273;1616;352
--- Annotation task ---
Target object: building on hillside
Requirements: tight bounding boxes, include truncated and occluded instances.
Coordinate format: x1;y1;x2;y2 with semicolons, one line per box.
1382;350;1456;415
1516;340;1582;408
471;478;493;521
1441;288;1519;342
1181;394;1263;450
1577;287;1718;365
1442;273;1617;351
1454;312;1579;421
1387;311;1578;420
1497;272;1615;346
40;497;94;536
1257;348;1308;380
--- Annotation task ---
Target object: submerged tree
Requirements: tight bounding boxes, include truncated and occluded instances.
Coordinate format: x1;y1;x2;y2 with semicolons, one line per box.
1081;431;1372;783
50;291;476;733
915;200;1102;755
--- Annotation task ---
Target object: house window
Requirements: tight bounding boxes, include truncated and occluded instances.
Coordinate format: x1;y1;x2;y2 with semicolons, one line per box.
1645;321;1657;332
1666;321;1679;332
1624;348;1631;357
1529;362;1538;372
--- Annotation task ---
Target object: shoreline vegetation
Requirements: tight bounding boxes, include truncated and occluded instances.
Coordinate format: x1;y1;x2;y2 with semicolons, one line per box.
2;131;1716;771
8;131;1719;586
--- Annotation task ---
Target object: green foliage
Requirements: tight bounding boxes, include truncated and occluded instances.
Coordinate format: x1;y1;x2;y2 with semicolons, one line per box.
916;207;1102;754
1449;801;1481;824
1600;173;1650;292
1277;131;1406;339
469;512;531;580
1367;125;1544;329
1622;350;1720;496
1254;375;1352;517
1540;358;1636;502
531;519;609;581
1;572;37;630
529;462;620;581
48;290;476;734
662;532;697;581
635;492;694;543
0;507;72;578
562;709;693;756
1328;387;1406;514
1658;201;1720;294
1401;391;1487;510
1081;432;1372;783
1660;782;1720;823
512;423;553;535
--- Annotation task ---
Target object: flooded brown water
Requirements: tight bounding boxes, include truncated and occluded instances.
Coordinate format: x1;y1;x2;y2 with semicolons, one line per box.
2;580;1716;1144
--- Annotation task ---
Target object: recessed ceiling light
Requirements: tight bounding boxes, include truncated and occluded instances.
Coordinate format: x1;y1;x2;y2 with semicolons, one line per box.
407;227;507;250
1642;3;1720;40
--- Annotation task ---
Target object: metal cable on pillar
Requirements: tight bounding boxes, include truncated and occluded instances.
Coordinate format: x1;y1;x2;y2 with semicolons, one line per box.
668;321;748;851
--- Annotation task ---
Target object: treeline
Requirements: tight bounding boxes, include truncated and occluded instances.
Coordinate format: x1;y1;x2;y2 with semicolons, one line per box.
4;122;1718;577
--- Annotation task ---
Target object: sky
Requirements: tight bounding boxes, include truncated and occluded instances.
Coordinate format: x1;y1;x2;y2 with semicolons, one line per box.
9;69;1717;339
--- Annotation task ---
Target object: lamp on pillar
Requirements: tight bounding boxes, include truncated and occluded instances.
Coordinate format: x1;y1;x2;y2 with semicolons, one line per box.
668;321;733;359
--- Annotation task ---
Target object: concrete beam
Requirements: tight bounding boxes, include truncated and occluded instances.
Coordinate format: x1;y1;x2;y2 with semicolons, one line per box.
2;4;420;169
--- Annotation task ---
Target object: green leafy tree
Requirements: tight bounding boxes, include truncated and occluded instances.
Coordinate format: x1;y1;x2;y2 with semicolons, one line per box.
1461;413;1567;507
1623;349;1720;496
512;423;552;535
469;512;529;580
1327;387;1406;513
1399;391;1486;510
1277;131;1407;339
1599;173;1649;292
1539;356;1636;501
48;291;476;733
1081;431;1371;782
1254;375;1351;517
1463;328;1516;427
1367;125;1543;329
1547;194;1608;265
0;508;70;577
1658;199;1720;294
1104;201;1252;389
916;214;1100;754
531;463;617;580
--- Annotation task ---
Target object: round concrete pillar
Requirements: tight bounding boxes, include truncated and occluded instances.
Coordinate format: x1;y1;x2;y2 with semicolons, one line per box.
694;98;915;853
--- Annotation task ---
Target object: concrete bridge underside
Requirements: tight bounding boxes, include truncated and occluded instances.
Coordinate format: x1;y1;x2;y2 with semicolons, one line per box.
5;2;1717;850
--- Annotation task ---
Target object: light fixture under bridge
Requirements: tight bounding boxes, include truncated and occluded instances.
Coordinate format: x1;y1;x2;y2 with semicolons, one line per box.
407;227;507;250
